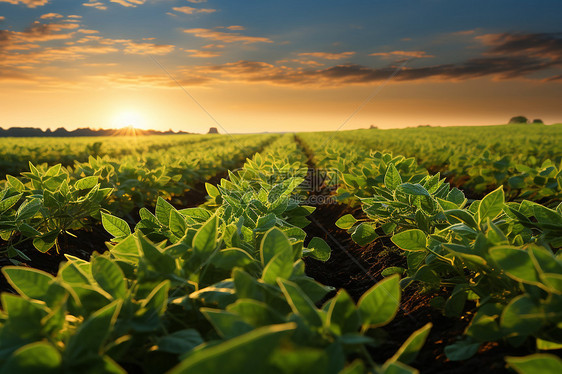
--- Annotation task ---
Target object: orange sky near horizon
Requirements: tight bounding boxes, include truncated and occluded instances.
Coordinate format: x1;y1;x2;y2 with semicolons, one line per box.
2;78;560;134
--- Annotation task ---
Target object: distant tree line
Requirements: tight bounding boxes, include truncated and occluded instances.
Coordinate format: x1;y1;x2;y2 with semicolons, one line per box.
0;127;193;137
508;116;544;124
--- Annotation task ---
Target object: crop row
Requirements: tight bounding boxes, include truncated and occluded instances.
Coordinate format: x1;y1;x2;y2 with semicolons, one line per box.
0;134;279;260
298;130;562;204
296;139;562;371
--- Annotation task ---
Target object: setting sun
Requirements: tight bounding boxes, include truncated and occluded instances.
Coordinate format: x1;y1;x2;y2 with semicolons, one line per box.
112;110;146;130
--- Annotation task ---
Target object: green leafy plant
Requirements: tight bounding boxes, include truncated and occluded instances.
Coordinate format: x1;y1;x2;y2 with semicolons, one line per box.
0;162;111;260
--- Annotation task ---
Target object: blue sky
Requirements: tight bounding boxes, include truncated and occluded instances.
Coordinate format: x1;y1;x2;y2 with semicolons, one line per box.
1;0;561;132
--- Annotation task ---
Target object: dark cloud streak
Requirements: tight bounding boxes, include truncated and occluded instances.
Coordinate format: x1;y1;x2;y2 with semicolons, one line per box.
192;32;562;86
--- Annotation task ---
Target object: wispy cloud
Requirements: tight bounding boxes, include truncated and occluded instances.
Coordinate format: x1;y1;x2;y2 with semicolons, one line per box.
297;51;355;60
97;72;211;87
185;49;221;57
202;43;224;49
3;21;79;44
172;6;216;15
110;0;144;7
123;41;174;55
39;13;63;19
369;50;434;59
0;0;49;8
83;1;107;10
226;25;245;31
184;28;273;44
477;32;562;61
78;29;100;34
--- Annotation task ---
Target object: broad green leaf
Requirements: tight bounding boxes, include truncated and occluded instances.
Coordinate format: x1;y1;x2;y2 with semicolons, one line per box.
169;209;187;238
227;299;285;326
444;209;477;229
16;198;41;222
268;183;285;203
205;183;220;198
201;308;254;339
74;176;98;190
351;223;378;246
1;294;48;339
262;251;293;284
500;295;543;337
489;246;540;285
141;280;170;315
0;342;61;374
155;197;174;226
326;289;360;335
506;354;562;374
533;205;562;225
335;214;357;230
358;274;401;328
529;246;562;275
211;248;255;270
444;286;467;318
0;193;22;212
381;361;418;374
110;235;140;261
391;230;427;251
2;267;54;300
190;281;236;309
305;237;331;261
278;279;323;327
169;323;296;374
30;237;54;254
477;187;504;223
6;175;25;192
390;323;432;364
444;339;480;361
65;300;122;362
157;329;204;355
137;235;176;274
91;256;126;299
537;339;562;351
192;215;218;257
398;183;430;196
101;213;131;238
269;346;332;374
339;360;365;374
447;188;466;206
385;164;402;190
260;227;292;266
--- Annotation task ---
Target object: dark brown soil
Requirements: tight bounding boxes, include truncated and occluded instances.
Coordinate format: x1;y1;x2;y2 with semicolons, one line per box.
171;170;228;209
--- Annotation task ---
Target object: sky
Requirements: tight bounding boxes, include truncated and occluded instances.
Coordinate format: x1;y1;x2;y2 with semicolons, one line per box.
1;0;561;134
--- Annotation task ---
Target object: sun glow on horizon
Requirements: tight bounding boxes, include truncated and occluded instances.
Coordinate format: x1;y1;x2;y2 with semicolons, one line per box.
112;110;147;130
